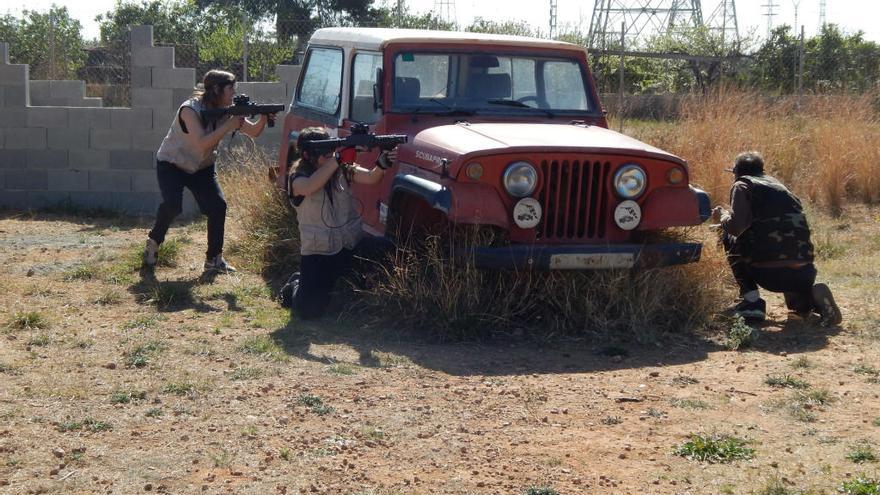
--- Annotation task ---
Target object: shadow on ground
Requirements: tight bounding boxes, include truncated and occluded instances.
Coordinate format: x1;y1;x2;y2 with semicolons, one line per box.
267;306;842;377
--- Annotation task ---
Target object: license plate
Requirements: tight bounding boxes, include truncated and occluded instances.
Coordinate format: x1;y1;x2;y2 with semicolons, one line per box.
549;253;636;269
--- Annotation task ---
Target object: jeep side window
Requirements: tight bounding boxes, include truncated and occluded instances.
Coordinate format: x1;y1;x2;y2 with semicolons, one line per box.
350;52;383;124
297;47;343;114
543;60;588;111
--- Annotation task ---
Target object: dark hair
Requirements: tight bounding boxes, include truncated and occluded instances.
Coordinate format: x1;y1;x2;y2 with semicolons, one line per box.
193;70;236;109
733;151;765;177
293;127;331;177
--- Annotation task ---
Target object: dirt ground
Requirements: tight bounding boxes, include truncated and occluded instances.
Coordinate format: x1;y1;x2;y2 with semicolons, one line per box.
0;205;879;495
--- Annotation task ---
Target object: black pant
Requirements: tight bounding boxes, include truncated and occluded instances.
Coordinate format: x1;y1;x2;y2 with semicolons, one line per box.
292;248;354;319
722;232;817;313
148;161;227;259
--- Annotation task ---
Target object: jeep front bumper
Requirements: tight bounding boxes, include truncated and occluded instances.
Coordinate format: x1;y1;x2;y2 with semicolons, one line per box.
467;243;702;270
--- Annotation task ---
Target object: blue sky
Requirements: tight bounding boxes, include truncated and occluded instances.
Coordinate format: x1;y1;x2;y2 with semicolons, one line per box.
4;0;878;43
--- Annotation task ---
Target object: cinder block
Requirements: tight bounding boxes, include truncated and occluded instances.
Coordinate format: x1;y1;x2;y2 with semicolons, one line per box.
153;108;177;130
132;130;167;151
131;170;160;192
26;150;68;169
132;46;174;68
0;150;27;168
5;169;48;190
90;129;131;150
0;64;28;86
50;80;86;100
89;170;132;192
4;128;47;150
172;88;193;108
0;43;8;64
276;65;302;85
68;108;111;129
0;128;3;150
27;107;69;128
0;108;27;128
26;191;72;209
0;191;27;209
48;127;90;150
240;82;287;103
29;81;51;104
110;150;155;169
132;66;152;88
152;67;195;89
132;88;172;109
48;169;89;191
110;108;154;130
69;149;110;169
81;97;103;108
130;25;154;50
3;84;28;107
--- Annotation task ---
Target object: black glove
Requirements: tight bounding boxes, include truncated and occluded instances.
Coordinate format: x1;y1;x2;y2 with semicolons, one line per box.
375;151;393;170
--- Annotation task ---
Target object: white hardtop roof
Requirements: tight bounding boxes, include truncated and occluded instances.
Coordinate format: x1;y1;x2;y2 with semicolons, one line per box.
308;27;586;53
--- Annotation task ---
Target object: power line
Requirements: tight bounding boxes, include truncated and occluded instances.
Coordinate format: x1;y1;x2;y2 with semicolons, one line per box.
760;0;779;38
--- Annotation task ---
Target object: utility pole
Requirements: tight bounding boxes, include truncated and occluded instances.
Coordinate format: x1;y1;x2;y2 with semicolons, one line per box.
242;10;249;82
550;0;558;39
761;0;779;39
397;0;403;26
791;0;801;32
818;0;826;29
797;25;805;96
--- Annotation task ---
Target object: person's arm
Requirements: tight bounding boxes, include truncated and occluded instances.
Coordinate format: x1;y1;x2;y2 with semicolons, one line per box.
290;157;340;197
352;148;397;185
720;181;753;237
239;114;274;138
179;106;242;154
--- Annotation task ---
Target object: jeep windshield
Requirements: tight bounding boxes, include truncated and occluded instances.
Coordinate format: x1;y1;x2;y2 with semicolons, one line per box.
391;51;595;115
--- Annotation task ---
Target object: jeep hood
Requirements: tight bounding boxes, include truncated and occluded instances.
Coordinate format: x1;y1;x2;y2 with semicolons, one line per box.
409;122;685;175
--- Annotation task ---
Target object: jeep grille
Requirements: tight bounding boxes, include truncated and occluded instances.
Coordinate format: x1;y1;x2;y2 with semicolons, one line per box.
536;160;611;241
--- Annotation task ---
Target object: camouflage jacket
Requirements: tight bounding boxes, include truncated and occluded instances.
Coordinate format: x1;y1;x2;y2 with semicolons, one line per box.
733;174;814;264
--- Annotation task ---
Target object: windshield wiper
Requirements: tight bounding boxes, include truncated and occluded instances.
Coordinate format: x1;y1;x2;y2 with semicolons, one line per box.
486;98;555;118
486;98;530;108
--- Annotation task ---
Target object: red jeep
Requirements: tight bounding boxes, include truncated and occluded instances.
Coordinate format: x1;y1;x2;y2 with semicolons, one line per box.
276;28;711;269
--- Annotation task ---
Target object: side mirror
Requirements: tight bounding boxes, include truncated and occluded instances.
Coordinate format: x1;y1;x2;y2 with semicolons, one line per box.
373;67;384;111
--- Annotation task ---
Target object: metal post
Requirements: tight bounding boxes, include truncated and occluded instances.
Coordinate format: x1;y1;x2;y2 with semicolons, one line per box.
618;21;625;132
397;0;403;26
797;25;804;97
242;10;249;82
49;10;56;79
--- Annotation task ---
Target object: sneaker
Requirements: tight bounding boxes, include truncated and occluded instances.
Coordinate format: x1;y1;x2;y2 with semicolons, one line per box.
204;254;237;274
280;272;300;309
811;283;842;326
143;238;159;267
732;298;766;322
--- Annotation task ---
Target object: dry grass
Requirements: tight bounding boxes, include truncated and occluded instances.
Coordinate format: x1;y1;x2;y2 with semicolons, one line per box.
628;90;880;216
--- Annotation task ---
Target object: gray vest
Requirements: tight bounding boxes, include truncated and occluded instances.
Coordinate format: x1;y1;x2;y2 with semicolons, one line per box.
156;97;224;174
294;172;362;256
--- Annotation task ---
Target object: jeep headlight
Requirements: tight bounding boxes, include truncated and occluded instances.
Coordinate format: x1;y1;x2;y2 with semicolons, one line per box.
613;164;647;199
503;161;537;198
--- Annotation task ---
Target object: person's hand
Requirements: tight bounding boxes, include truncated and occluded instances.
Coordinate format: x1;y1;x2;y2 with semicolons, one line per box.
226;116;245;132
376;147;398;170
711;206;725;223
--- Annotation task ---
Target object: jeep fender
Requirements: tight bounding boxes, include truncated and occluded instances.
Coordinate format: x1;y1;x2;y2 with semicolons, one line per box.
390;174;510;229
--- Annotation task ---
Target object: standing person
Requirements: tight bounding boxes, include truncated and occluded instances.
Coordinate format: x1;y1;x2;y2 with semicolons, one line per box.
283;127;396;319
711;151;842;325
143;69;274;273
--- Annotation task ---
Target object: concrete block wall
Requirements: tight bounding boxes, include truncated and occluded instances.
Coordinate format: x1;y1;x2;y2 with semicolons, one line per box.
0;25;298;215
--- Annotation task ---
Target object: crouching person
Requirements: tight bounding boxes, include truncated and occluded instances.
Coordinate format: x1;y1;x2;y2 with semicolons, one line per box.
143;69;274;273
283;127;395;319
712;151;842;325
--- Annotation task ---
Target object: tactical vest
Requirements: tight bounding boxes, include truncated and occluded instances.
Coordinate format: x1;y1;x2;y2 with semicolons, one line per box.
156;98;224;174
292;171;362;256
735;174;814;264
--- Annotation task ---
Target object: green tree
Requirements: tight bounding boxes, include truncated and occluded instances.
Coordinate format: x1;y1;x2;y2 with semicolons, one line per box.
1;6;86;80
466;18;539;37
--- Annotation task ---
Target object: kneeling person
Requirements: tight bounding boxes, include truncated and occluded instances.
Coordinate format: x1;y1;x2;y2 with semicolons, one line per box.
712;151;841;325
285;127;395;319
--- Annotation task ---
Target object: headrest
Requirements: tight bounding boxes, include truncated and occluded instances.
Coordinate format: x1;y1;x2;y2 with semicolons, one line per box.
394;76;421;104
467;73;511;99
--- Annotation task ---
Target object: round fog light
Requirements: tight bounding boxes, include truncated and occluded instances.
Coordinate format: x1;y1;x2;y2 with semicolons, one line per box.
667;167;685;185
466;162;483;180
513;198;542;229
